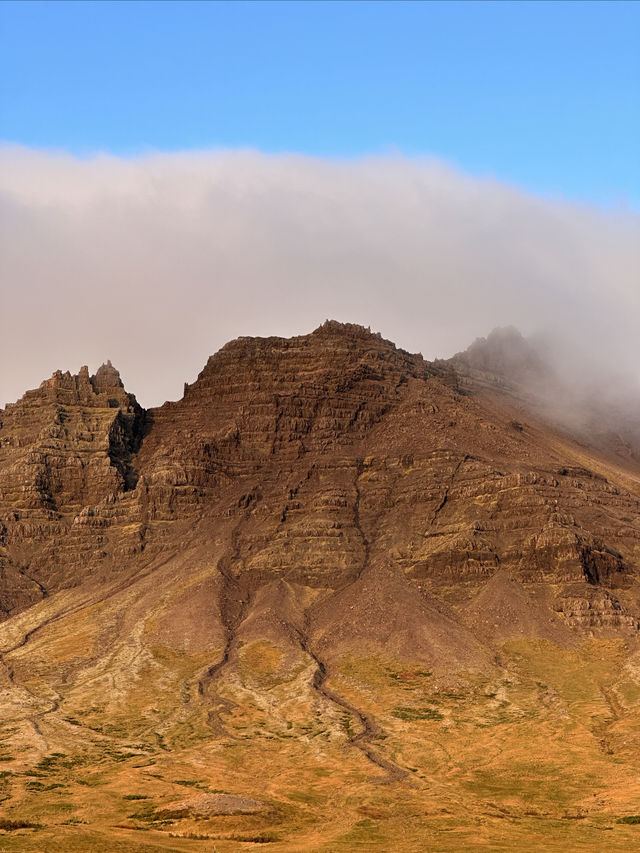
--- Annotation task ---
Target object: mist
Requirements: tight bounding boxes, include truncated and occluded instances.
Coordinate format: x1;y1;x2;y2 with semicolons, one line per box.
1;145;639;409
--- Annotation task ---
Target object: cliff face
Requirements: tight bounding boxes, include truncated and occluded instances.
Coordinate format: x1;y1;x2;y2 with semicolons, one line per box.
0;361;144;613
1;321;639;633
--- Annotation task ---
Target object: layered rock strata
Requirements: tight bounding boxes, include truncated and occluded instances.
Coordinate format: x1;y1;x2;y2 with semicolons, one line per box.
1;321;639;640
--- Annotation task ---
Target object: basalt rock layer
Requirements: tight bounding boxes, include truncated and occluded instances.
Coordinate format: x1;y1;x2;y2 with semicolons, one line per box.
1;321;640;852
2;321;639;634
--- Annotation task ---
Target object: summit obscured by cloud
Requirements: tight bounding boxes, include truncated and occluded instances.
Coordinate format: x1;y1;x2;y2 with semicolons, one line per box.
1;146;639;408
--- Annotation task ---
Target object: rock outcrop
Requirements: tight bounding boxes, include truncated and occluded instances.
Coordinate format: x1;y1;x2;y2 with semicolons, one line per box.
1;321;639;638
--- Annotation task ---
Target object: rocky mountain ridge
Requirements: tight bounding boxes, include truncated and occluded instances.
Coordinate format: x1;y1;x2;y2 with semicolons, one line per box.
1;321;639;635
2;321;640;851
449;326;640;461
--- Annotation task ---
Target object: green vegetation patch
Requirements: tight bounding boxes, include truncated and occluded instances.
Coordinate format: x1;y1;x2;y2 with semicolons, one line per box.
339;817;385;844
127;802;165;824
37;752;88;772
462;763;599;810
392;705;443;721
0;818;42;831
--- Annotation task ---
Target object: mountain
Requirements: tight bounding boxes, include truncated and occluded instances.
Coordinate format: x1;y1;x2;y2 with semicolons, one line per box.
449;325;640;461
1;321;639;852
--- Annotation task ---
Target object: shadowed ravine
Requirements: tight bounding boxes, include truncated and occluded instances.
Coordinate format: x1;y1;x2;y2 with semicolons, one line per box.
296;625;410;784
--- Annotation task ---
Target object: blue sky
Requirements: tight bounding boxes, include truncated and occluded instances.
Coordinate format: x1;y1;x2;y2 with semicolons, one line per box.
1;0;638;206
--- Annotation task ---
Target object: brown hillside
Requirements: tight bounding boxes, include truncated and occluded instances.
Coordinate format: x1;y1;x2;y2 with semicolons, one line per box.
1;321;639;852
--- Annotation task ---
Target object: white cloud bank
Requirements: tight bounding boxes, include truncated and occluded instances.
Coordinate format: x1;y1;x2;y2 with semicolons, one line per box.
1;145;639;408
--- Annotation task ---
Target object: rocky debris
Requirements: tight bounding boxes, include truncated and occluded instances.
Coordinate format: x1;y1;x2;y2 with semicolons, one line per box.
463;569;572;645
155;792;265;818
310;560;489;670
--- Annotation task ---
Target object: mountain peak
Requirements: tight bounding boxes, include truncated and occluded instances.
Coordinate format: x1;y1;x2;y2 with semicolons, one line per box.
311;319;384;341
2;360;136;413
91;359;124;393
452;326;549;380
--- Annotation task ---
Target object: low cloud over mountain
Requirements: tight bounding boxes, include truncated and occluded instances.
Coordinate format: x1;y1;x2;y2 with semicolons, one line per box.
1;145;638;407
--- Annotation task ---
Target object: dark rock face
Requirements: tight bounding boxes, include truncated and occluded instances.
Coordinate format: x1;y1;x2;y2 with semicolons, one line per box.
0;321;639;643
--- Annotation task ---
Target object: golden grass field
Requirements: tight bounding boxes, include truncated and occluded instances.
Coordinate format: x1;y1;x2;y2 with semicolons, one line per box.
1;590;640;852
